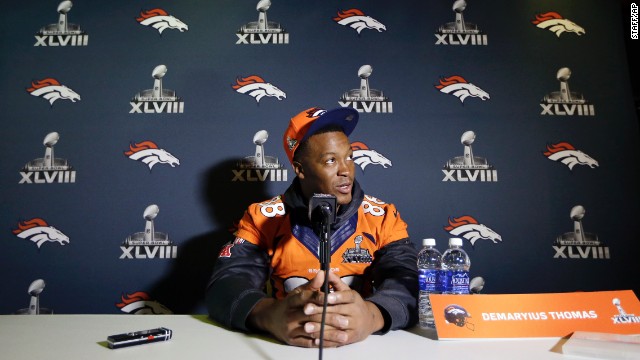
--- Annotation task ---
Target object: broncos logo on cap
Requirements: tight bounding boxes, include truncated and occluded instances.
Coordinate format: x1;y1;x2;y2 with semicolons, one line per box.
116;291;173;314
444;215;502;246
333;9;386;34
232;75;286;103
124;140;180;171
543;142;599;170
26;78;80;106
351;142;392;171
12;218;69;248
136;8;188;34
532;12;585;37
435;76;490;104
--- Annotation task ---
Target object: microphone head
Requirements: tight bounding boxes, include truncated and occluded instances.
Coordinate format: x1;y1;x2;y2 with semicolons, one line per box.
469;276;484;294
308;193;337;225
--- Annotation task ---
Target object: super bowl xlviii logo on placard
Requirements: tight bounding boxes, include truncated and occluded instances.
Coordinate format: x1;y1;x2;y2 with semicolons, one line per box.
120;204;177;259
26;78;80;106
540;68;594;116
130;65;184;114
442;131;497;182
19;132;77;184
435;0;487;46
124;140;180;171
553;205;609;259
34;1;88;46
610;298;640;324
543;142;599;170
236;0;289;44
232;75;286;104
444;215;502;246
435;75;490;104
136;8;188;35
116;291;172;314
531;12;585;37
339;65;392;113
333;9;386;35
232;130;287;182
351;142;392;172
12;218;70;249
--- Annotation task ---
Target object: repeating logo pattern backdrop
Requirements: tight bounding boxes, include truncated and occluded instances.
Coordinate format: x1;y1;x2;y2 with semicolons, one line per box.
1;0;638;314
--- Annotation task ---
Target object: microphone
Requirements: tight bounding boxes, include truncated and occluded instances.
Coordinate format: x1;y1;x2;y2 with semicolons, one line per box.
308;194;336;360
27;279;46;315
469;276;485;294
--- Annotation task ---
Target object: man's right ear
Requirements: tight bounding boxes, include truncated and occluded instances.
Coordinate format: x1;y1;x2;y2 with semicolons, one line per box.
292;161;304;179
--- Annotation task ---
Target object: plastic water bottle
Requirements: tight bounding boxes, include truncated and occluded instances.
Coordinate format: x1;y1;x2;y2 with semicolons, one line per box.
417;238;442;328
441;238;470;294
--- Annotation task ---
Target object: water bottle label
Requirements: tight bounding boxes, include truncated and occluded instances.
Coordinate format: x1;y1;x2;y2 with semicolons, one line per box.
450;270;470;294
418;269;438;292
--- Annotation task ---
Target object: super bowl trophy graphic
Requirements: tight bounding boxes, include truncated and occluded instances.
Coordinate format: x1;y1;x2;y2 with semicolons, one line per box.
342;235;373;263
556;205;600;246
541;68;594;116
39;1;83;35
235;130;287;181
125;205;170;245
15;279;53;315
236;0;288;44
339;65;392;113
22;132;74;175
439;0;480;34
447;131;491;169
130;65;184;113
612;298;627;316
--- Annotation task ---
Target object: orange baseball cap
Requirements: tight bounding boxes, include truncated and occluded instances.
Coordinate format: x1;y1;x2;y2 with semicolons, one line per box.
282;107;359;165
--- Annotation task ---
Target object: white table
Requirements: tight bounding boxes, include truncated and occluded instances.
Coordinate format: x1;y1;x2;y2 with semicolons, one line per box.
0;314;576;359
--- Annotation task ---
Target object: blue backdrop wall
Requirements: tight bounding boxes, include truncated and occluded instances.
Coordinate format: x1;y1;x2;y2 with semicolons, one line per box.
1;0;639;314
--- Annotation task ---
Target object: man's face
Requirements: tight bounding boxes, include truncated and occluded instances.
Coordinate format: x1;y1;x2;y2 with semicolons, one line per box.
295;131;355;206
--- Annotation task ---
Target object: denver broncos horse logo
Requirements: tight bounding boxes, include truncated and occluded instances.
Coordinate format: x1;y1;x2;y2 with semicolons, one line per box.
13;218;70;248
435;76;490;104
136;8;188;34
26;78;81;106
444;215;502;246
333;9;386;35
543;142;599;170
351;142;392;171
116;292;173;314
124;140;180;171
232;75;286;103
532;12;585;37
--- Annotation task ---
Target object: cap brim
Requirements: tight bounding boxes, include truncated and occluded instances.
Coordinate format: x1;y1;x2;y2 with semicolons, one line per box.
302;107;359;143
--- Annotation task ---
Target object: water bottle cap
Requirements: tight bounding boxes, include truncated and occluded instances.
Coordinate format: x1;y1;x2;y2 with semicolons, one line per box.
422;238;436;246
449;237;463;246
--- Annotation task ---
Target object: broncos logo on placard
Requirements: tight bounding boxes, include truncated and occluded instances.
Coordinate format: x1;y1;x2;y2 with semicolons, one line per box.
444;304;474;331
116;291;173;314
435;76;490;104
136;8;188;34
12;218;70;248
26;78;81;106
543;142;599;170
124;140;180;171
531;12;585;37
444;215;502;246
351;142;392;171
232;75;286;103
333;9;386;35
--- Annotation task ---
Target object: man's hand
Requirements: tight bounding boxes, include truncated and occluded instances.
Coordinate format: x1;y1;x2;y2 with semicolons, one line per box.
247;271;384;348
302;271;385;347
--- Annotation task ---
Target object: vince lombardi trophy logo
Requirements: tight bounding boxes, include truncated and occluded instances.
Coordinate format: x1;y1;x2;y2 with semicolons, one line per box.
435;0;487;46
232;130;287;182
442;131;497;182
130;65;184;114
339;65;392;113
120;205;177;259
553;205;609;259
34;1;88;46
236;0;289;44
540;67;594;116
19;132;76;184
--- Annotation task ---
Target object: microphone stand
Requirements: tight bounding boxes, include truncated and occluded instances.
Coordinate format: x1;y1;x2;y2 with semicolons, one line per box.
317;205;332;360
